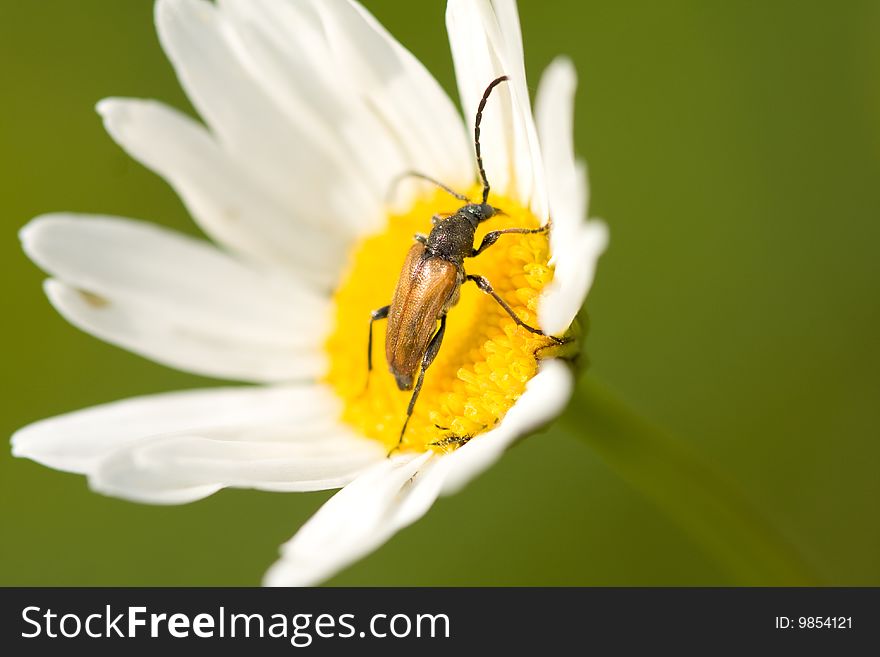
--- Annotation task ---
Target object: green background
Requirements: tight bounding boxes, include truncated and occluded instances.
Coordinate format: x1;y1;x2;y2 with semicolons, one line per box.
1;0;878;585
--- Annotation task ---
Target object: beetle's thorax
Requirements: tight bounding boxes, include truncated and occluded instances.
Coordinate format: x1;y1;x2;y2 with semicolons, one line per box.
425;209;479;265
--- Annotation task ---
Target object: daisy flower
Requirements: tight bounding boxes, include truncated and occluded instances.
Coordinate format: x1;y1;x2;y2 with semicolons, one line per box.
13;0;607;586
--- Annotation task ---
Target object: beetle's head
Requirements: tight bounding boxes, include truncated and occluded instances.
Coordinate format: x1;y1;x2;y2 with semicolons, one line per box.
464;203;500;226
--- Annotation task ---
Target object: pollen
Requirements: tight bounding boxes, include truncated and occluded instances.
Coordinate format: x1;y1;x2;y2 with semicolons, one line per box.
325;187;564;454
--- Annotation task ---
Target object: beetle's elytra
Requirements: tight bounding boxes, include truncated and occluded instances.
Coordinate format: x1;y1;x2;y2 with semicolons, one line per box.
368;75;563;453
386;241;460;391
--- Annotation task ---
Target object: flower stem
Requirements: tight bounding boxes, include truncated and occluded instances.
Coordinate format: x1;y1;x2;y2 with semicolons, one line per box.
558;375;820;585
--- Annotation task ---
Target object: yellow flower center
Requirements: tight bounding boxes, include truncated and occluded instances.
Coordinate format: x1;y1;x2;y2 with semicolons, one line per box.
325;186;562;453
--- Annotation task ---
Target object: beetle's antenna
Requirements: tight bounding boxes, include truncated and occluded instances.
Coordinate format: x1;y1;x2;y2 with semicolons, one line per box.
387;171;469;205
475;75;509;204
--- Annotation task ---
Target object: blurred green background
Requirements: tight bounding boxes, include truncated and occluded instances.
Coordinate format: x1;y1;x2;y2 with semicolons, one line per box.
1;0;878;586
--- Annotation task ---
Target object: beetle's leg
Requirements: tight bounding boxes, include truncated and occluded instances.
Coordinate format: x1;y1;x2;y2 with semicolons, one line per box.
367;305;390;373
471;224;549;257
394;315;447;453
467;274;565;344
387;170;470;204
533;335;574;359
414;233;428;245
429;434;473;451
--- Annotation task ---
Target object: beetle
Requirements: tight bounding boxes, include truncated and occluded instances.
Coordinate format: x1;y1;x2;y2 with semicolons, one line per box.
368;75;563;451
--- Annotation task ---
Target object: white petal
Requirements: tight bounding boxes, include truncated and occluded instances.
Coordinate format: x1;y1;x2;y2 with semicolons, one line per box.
12;385;384;504
538;221;608;335
440;358;574;495
21;214;324;339
91;431;382;504
21;214;328;382
215;0;398;217
90;447;224;505
534;58;586;247
263;452;438;586
310;0;473;193
534;58;608;335
128;431;381;492
98;98;348;288
154;0;379;243
446;0;547;217
262;360;573;586
13;385;335;473
43;279;326;384
219;0;473;211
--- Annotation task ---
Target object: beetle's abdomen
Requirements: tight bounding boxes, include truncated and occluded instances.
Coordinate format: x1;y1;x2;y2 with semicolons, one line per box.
386;244;459;390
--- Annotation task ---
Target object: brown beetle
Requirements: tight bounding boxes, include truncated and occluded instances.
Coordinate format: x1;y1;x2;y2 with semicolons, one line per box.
368;76;563;451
